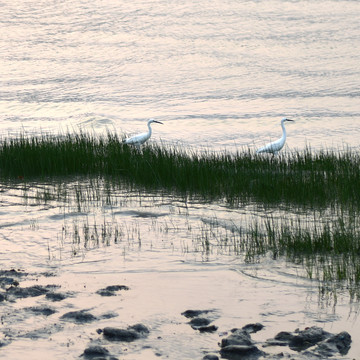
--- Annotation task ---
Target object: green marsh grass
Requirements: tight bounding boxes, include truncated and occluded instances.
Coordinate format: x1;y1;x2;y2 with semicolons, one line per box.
1;132;360;208
2;133;360;297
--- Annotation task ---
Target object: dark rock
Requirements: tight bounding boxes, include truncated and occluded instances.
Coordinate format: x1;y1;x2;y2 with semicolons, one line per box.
46;292;67;301
182;309;211;318
274;331;295;342
289;326;331;351
60;310;97;324
314;331;352;357
26;306;56;316
103;323;149;342
128;323;150;334
105;285;129;292
96;285;130;297
198;325;218;333
242;323;264;334
0;293;6;302
203;354;219;360
221;329;253;347
103;327;140;342
190;317;212;328
220;345;265;359
81;345;109;358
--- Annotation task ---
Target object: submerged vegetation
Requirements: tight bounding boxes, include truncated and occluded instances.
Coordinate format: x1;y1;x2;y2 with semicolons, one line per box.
1;132;360;208
1;132;360;299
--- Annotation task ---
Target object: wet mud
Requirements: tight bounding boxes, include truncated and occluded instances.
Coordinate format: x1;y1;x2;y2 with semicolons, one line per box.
0;269;352;359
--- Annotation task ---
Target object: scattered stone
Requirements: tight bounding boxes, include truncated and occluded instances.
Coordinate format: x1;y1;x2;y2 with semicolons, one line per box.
96;285;130;297
103;323;149;342
265;326;352;357
81;345;110;359
198;325;218;333
103;327;140;342
221;329;254;347
190;317;211;328
289;326;331;351
182;309;212;318
242;323;264;334
203;354;219;360
220;345;265;359
0;293;6;302
26;306;56;316
309;331;352;357
128;323;150;334
60;310;97;324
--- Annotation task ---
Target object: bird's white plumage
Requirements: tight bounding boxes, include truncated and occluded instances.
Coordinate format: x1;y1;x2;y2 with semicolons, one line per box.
256;118;294;155
124;118;163;147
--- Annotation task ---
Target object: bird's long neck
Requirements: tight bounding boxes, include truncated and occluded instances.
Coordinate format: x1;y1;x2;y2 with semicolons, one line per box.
147;122;152;137
281;120;287;141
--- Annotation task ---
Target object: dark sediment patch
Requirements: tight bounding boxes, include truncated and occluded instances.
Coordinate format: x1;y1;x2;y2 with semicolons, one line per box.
60;309;97;324
5;284;56;300
25;306;56;316
45;291;69;301
0;269;28;278
96;285;130;297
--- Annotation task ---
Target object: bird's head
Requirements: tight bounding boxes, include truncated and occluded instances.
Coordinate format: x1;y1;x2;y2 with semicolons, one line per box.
148;118;163;125
282;117;295;122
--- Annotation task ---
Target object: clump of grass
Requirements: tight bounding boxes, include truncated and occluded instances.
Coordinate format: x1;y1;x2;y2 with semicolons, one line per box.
1;133;360;208
196;215;360;299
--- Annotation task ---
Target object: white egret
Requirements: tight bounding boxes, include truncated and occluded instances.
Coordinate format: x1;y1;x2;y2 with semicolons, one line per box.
124;118;163;147
256;118;295;155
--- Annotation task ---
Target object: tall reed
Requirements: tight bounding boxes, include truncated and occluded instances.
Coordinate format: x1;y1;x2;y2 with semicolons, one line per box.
1;133;360;208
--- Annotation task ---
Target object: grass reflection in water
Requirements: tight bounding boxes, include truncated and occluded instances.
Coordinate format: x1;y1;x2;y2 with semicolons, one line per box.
1;133;360;299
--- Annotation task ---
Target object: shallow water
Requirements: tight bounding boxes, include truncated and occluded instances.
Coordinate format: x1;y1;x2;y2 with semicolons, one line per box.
1;0;360;358
0;179;359;359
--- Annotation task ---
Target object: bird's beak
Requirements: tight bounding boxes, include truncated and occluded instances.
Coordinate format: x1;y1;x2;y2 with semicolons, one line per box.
154;120;163;124
286;119;295;122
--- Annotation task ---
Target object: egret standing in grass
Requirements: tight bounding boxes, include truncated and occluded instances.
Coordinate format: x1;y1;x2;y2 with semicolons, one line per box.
124;118;163;148
256;117;295;155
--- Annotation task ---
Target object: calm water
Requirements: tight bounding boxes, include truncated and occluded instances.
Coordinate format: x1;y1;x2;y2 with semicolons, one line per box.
1;1;360;359
1;0;359;150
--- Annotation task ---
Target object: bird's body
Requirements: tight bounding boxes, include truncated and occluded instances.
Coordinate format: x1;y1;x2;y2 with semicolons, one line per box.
256;118;294;155
124;118;163;147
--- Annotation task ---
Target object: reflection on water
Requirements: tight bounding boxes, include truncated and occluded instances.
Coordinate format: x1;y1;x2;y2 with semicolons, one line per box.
0;0;360;150
0;177;359;358
1;0;360;357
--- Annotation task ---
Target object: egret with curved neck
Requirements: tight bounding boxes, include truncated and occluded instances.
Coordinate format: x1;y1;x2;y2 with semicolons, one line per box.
124;118;163;148
256;118;295;155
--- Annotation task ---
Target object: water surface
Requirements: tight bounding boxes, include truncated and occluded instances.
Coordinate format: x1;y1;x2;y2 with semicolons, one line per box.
1;1;360;358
